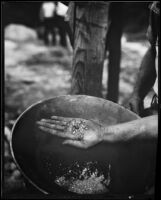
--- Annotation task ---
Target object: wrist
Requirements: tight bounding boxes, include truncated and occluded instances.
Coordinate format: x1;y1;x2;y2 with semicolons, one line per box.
99;125;105;142
100;125;116;143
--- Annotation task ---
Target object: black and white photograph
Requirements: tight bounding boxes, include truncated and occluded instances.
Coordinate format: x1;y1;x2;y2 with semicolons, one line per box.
2;1;160;199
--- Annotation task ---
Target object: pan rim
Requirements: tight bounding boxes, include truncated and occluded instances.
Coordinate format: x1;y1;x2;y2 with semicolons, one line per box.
9;94;141;195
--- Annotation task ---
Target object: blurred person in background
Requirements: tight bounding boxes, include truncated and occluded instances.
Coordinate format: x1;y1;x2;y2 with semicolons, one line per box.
40;1;56;45
126;1;159;117
40;1;69;47
54;2;68;47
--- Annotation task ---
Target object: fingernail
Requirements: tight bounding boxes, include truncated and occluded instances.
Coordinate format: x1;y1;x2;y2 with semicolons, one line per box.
41;119;46;121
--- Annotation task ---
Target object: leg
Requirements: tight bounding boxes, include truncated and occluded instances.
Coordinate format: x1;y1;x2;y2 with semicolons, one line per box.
57;16;67;47
59;26;67;47
43;19;50;45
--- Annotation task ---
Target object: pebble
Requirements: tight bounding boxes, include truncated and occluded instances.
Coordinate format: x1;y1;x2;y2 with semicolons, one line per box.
5;126;12;142
70;120;89;139
10;162;17;171
12;169;21;178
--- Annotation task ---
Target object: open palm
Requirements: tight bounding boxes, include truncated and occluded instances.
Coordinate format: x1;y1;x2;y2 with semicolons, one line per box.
36;116;103;149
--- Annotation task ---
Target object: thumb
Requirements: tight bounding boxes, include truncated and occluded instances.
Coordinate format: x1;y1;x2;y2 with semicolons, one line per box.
125;102;136;112
124;103;130;110
123;100;132;110
63;140;88;149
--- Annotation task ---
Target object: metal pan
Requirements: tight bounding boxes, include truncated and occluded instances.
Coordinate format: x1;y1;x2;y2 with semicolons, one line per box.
10;95;157;197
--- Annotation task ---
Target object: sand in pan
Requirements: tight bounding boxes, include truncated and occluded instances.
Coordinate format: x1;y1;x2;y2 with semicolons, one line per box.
55;161;111;194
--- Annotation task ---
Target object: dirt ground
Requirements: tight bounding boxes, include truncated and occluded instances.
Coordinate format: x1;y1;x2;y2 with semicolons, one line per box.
4;24;152;195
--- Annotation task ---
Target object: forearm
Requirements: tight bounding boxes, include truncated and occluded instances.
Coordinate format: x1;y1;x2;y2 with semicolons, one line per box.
102;115;158;142
133;47;156;100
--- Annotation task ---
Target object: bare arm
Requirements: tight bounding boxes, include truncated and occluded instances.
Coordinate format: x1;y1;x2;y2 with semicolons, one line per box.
126;46;156;114
126;7;158;115
37;115;158;149
102;115;158;143
133;46;156;100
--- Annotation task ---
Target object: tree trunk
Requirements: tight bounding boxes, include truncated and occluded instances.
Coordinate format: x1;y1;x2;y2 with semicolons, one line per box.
106;23;123;103
106;3;124;103
70;2;110;97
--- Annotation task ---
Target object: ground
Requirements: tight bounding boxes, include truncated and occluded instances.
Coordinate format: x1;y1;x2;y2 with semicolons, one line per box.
4;24;152;195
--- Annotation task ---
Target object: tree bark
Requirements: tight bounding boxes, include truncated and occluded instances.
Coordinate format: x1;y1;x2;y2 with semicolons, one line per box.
70;2;110;97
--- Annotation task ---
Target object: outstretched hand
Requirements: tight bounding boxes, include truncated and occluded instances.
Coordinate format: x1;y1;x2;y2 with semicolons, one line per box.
36;116;104;149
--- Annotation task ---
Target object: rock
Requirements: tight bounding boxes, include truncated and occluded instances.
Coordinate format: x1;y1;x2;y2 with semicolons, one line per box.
5;126;12;142
10;162;17;171
5;40;17;50
4;162;11;172
12;169;21;179
5;24;37;42
4;178;25;193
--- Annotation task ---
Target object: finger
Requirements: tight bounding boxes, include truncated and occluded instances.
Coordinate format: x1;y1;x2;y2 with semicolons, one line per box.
124;104;129;109
38;126;74;139
130;104;139;114
124;101;132;109
63;140;88;149
51;116;73;122
37;121;65;130
38;125;58;135
41;119;67;126
51;116;68;121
